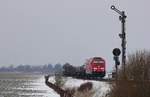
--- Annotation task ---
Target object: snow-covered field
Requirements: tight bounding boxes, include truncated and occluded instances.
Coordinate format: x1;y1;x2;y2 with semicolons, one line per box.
38;76;110;97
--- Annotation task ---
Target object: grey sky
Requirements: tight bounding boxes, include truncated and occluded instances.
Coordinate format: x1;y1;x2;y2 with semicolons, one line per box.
0;0;150;71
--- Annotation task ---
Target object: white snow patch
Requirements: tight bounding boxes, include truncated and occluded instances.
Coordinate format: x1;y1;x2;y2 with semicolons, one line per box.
63;77;89;89
92;81;110;97
35;76;60;97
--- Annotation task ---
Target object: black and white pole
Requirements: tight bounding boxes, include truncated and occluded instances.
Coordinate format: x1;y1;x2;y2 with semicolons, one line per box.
111;5;127;74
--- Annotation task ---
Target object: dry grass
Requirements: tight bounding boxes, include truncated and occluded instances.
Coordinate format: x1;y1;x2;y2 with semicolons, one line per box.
108;50;150;97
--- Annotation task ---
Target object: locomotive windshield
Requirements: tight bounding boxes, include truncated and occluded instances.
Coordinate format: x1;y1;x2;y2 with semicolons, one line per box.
93;60;104;64
92;57;105;65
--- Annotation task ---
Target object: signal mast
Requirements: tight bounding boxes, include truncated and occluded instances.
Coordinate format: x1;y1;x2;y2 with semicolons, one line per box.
111;5;127;75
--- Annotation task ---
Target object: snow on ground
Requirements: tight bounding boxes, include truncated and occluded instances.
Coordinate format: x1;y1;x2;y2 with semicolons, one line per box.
63;77;89;88
63;77;110;97
35;76;60;97
92;81;110;97
37;76;110;97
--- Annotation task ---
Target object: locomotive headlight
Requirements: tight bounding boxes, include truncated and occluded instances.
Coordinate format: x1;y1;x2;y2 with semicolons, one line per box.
100;67;105;71
93;67;97;70
94;67;97;69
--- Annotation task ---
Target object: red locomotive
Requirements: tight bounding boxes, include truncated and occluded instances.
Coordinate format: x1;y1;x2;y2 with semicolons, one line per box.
84;57;106;77
63;57;106;78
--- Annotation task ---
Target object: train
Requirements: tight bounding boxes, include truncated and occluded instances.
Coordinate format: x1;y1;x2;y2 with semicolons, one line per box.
63;57;106;78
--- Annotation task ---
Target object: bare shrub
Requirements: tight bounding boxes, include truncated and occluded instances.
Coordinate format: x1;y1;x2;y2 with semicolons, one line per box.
78;82;93;92
108;50;150;97
55;73;65;87
62;82;94;97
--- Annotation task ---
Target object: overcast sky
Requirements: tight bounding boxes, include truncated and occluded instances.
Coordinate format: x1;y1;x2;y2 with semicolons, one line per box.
0;0;150;71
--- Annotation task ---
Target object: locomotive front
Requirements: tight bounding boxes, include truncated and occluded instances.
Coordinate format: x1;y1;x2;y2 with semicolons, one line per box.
85;57;106;77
